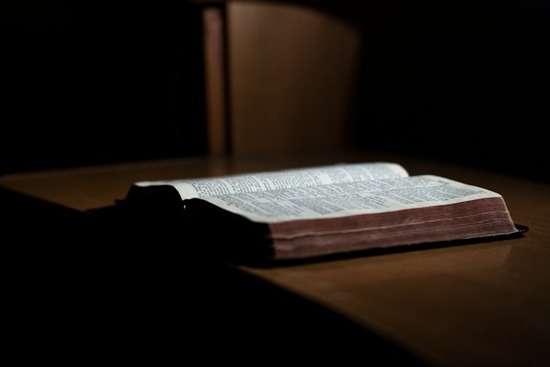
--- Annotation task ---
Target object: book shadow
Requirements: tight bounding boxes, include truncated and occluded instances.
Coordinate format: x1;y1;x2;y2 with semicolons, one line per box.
2;187;433;364
87;200;436;364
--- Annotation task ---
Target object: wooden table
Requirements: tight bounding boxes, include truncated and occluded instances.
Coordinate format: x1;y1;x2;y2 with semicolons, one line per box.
2;153;549;366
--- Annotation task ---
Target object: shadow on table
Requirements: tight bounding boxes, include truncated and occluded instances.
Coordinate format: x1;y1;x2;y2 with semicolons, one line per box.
2;187;431;365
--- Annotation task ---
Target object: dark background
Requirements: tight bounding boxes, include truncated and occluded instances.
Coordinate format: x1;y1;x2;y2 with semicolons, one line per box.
0;2;206;173
354;0;550;181
1;1;549;180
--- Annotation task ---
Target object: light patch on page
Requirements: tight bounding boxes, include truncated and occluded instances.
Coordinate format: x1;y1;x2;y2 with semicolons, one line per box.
203;176;502;223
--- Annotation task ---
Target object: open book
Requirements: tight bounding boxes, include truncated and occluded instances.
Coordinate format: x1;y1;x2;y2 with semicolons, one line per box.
128;163;519;261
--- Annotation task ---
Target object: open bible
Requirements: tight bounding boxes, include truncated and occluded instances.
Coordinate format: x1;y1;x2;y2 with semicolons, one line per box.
127;163;519;261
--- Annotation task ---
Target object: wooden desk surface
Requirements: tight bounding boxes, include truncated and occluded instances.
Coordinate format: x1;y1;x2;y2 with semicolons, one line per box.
2;154;549;366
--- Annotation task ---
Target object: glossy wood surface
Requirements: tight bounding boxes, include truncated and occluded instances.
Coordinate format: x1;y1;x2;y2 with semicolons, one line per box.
1;153;549;366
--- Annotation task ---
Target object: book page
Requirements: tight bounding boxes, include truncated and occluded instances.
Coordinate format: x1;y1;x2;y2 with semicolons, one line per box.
136;162;408;199
202;176;503;223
